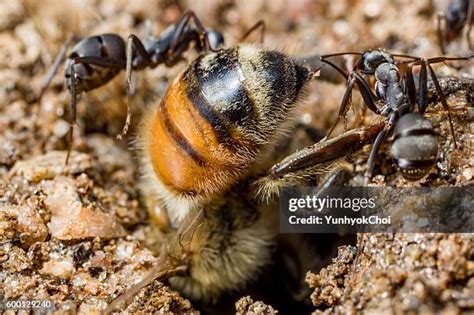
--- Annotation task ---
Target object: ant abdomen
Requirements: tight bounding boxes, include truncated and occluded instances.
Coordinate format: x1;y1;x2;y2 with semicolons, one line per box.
64;34;126;93
391;113;439;180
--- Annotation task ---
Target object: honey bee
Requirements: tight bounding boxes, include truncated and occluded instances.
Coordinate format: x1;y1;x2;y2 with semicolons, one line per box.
106;44;364;312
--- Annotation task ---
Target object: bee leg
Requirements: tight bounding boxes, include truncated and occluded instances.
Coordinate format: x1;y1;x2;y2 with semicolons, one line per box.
168;196;276;302
104;209;204;314
144;193;172;232
104;244;187;314
268;122;385;180
271;122;324;160
256;122;385;200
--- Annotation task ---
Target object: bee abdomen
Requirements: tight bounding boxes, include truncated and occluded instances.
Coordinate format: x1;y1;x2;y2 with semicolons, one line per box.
391;113;438;180
144;45;311;201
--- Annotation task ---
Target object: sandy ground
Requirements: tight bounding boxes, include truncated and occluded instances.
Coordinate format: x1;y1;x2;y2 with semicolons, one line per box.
0;0;473;314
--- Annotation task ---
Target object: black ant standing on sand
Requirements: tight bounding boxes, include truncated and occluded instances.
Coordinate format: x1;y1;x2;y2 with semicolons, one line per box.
437;0;473;54
38;11;223;163
38;9;265;163
311;49;472;184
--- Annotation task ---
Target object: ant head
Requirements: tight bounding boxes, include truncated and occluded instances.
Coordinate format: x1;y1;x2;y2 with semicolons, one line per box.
445;0;469;35
359;49;394;74
205;29;225;50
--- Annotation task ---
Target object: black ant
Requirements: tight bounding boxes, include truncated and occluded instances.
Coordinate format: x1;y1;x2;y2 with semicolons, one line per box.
38;11;264;164
314;49;472;184
437;0;473;54
267;72;469;186
38;11;223;163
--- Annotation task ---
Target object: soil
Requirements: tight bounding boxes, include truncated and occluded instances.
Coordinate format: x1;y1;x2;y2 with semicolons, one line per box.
0;0;472;314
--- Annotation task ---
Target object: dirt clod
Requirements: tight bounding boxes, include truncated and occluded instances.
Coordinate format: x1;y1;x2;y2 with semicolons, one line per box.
9;151;92;182
43;176;126;240
235;296;279;315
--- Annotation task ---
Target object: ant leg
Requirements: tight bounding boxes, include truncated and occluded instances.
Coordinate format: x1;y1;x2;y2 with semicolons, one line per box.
320;52;363;58
127;34;152;66
320;56;349;80
363;130;386;184
326;71;380;138
118;34;152;140
168;11;197;54
437;14;447;54
466;1;473;50
65;57;126;164
170;10;217;54
411;56;467;147
364;115;396;185
72;56;132;138
391;53;419;60
405;63;417;109
424;60;458;148
240;20;265;43
352;72;380;114
326;74;355;138
316;161;354;193
65;60;79;165
185;11;219;51
424;56;472;63
417;60;429;114
38;34;82;102
295;122;326;142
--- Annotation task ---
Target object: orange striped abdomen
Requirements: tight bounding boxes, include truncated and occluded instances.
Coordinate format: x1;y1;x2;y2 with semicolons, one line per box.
145;45;311;198
147;73;250;197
